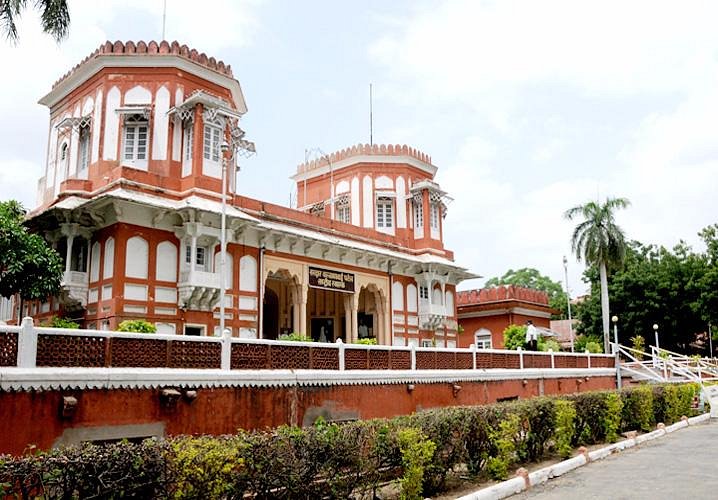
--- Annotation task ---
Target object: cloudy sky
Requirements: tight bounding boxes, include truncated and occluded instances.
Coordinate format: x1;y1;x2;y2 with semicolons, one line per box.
1;0;717;296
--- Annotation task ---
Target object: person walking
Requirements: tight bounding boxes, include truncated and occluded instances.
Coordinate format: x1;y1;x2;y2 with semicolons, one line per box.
525;320;538;351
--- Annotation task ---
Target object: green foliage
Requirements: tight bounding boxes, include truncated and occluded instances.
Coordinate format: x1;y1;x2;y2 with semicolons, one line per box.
574;334;603;353
0;0;71;43
43;316;79;329
169;436;245;499
356;337;377;345
397;428;436;500
577;228;718;353
117;319;156;333
278;332;314;342
0;200;63;301
486;413;520;480
621;385;654;432
553;400;576;458
503;324;527;350
540;339;562;352
630;335;646;359
485;267;569;319
0;383;703;499
603;392;623;442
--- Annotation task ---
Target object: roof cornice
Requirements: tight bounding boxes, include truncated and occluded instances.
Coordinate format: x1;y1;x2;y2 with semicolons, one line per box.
39;54;247;114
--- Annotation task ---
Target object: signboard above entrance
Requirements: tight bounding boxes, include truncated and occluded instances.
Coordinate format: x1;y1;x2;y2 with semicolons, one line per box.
308;266;355;293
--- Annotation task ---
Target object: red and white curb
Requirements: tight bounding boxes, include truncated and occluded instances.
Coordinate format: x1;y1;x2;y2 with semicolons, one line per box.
456;413;711;500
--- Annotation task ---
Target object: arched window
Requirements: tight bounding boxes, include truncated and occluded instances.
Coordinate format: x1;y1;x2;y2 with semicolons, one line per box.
239;255;257;292
214;251;234;289
406;284;418;313
90;241;101;282
125;236;148;279
392;281;404;311
156;241;178;282
444;290;454;313
104;237;115;278
475;328;492;349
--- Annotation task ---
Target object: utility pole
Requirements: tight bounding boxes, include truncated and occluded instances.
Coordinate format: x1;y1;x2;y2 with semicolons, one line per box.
563;256;574;352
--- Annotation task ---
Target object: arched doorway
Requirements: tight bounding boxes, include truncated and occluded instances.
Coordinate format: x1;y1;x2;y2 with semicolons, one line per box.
263;288;279;340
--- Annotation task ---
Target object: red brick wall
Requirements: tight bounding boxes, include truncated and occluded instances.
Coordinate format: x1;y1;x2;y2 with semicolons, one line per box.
0;375;615;455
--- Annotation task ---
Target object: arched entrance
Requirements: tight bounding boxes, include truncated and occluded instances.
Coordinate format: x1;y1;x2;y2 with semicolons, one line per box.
262;288;279;340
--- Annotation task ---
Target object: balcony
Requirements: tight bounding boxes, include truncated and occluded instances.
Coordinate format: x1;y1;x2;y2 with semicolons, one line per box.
418;301;449;330
178;270;221;311
59;271;89;310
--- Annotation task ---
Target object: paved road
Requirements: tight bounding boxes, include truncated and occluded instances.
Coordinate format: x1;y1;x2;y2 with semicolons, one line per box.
514;421;718;500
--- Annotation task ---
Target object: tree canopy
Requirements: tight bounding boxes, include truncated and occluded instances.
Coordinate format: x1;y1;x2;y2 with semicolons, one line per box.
0;200;63;300
485;267;568;319
575;225;718;355
1;0;70;43
565;197;630;351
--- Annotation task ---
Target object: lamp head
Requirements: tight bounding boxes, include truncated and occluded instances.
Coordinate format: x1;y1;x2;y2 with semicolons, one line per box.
611;315;618;323
220;141;230;153
563;255;568;266
653;323;659;331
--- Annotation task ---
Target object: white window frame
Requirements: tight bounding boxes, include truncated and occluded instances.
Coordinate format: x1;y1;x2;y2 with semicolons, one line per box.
415;201;424;228
77;125;90;175
419;286;429;300
183;121;194;162
475;329;493;349
203;122;222;163
185;245;208;270
337;204;350;224
421;339;434;348
184;324;206;336
122;115;149;169
376;197;394;229
430;203;440;230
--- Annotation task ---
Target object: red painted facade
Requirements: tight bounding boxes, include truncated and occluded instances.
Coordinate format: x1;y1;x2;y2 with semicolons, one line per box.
0;375;615;456
456;286;556;348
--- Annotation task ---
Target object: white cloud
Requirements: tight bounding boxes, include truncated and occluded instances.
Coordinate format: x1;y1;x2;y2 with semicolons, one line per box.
370;0;718;295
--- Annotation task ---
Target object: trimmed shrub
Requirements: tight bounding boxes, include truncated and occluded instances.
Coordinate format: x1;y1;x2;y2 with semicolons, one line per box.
621;385;654;432
0;383;704;499
117;319;156;333
42;316;80;329
278;333;313;342
553;399;576;458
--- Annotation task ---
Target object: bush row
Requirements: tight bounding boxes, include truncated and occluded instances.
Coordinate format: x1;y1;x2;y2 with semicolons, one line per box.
0;383;701;500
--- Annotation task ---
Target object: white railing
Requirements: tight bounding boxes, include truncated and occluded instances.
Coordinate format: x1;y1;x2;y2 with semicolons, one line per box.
62;270;88;286
0;318;615;372
418;301;447;317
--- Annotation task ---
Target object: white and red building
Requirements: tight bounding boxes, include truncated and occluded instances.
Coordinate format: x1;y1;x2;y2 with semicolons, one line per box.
15;40;475;347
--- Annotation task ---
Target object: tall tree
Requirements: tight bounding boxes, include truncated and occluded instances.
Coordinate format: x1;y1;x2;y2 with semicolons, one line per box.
485;267;568;319
565;197;630;352
1;0;70;43
0;200;63;302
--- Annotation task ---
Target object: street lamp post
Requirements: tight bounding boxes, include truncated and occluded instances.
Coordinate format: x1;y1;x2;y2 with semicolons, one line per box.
612;315;621;389
219;141;230;337
653;323;660;352
563;256;574;352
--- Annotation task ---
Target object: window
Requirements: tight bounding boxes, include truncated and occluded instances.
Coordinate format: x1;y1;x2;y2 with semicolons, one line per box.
421;339;434;348
122;115;148;166
184;245;206;268
203;123;221;163
337;205;350;223
184;325;205;336
430;203;440;229
183;122;193;162
419;286;429;300
415;201;424;228
60;142;68;161
475;329;492;349
77;125;90;173
376;198;393;228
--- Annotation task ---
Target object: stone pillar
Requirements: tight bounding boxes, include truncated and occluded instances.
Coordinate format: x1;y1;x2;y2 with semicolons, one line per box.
344;294;352;342
190;235;197;275
298;283;308;337
292;285;300;334
351;294;359;343
64;235;74;274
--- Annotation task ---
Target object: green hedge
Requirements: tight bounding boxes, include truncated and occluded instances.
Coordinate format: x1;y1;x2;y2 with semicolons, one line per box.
0;383;701;499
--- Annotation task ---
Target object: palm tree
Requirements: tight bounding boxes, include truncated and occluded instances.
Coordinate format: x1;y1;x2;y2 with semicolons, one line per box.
1;0;70;43
565;197;630;353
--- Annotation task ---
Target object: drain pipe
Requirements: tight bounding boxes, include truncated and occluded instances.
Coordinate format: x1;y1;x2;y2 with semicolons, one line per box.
258;244;265;339
388;260;394;346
